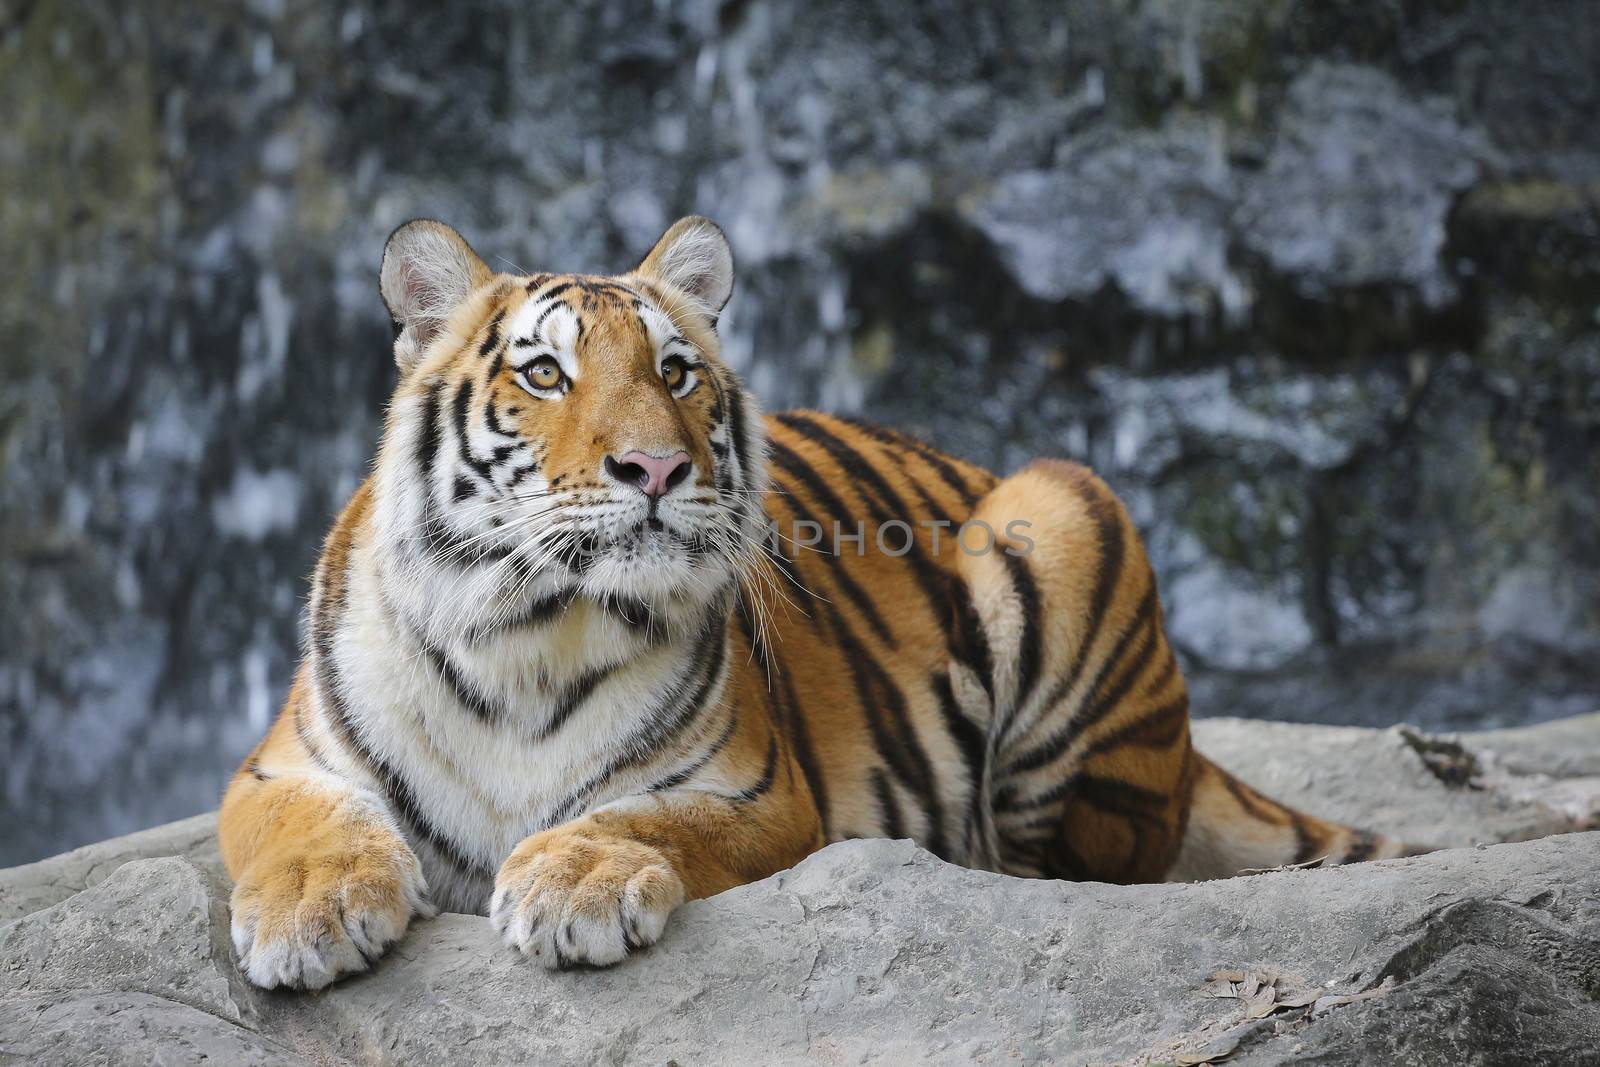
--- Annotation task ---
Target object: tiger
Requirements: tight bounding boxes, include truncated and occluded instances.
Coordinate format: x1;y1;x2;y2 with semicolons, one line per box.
219;215;1416;990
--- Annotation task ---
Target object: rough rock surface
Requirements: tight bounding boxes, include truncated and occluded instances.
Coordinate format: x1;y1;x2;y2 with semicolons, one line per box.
4;0;1600;865
4;715;1597;1065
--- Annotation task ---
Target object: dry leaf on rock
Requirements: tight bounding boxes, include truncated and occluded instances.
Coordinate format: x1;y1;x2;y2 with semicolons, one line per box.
1173;1029;1246;1065
1244;984;1279;1019
1312;975;1397;1015
1274;990;1321;1009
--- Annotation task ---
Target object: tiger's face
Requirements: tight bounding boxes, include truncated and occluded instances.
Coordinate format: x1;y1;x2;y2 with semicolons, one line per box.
372;218;765;620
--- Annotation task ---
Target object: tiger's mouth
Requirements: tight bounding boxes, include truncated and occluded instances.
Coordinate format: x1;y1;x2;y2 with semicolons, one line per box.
481;488;745;602
561;517;735;608
599;519;714;559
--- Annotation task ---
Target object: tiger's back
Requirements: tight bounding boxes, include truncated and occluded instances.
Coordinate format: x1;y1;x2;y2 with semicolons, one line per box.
753;411;1407;882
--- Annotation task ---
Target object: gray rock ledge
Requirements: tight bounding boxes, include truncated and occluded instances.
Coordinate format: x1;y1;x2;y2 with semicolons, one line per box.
4;714;1598;1066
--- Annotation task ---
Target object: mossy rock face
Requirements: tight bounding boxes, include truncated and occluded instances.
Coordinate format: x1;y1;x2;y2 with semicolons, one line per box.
3;0;1600;864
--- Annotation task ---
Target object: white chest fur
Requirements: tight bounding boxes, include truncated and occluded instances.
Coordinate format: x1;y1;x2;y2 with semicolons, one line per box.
327;539;724;911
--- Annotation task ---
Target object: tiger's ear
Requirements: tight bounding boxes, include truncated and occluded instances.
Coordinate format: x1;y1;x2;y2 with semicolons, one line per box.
380;219;493;369
636;216;734;318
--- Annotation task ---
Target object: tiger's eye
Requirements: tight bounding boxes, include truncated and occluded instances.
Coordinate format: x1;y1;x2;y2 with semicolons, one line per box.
526;358;562;390
662;359;686;390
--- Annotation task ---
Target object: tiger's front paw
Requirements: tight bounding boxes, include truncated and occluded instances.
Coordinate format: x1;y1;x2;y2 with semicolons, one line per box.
490;829;685;969
230;840;432;990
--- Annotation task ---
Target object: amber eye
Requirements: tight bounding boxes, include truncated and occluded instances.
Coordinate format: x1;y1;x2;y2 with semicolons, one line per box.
522;357;564;393
661;357;689;393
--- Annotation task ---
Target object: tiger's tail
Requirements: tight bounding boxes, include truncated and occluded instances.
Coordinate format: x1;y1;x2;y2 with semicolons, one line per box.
1166;753;1423;881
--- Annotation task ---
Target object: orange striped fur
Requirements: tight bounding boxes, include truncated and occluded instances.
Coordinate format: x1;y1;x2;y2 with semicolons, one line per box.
219;216;1413;990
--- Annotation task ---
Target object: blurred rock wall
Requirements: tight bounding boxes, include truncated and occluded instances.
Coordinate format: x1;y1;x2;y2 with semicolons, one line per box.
2;0;1597;863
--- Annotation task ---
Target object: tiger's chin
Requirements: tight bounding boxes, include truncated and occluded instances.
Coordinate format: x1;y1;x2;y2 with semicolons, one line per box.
575;524;736;609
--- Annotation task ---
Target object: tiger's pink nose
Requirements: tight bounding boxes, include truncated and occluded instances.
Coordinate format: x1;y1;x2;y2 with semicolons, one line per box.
604;450;692;499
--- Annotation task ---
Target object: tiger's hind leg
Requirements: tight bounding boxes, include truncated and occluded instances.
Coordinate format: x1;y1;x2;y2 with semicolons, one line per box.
955;459;1196;883
955;459;1422;883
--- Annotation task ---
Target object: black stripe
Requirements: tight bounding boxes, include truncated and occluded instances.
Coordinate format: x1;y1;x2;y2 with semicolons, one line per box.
752;609;831;827
484;592;565;635
1001;766;1169;821
724;373;753;490
834;415;987;508
532;660;621;741
1009;588;1161;776
933;671;985;863
394;587;602;748
931;672;985;792
1003;480;1127;749
597;592;657;635
484;392;515;437
872;769;907;840
292;700;337;773
476;310;503;357
734;730;781;803
530;292;575;341
946;576;995;699
821;599;946;856
1078;695;1188;761
453;379;500;483
711;412;734;494
1221;772;1282;825
1041;837;1094;881
1002;581;1155;777
502;460;540;489
1140;647;1180;701
576;278;638;299
1073;775;1168;826
532;280;576;306
775;412;953;623
599;617;727;785
1342;830;1379;863
421;636;503;725
1073;607;1161;729
416;381;444;484
996;770;1077;815
1003;553;1044;715
1289;811;1320;863
832;417;958;525
899;466;953;528
767;442;899;648
415;505;511;569
646;705;739;793
749;485;820;616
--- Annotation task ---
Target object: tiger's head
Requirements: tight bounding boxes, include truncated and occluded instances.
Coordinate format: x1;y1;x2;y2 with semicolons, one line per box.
370;217;766;629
